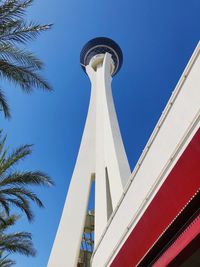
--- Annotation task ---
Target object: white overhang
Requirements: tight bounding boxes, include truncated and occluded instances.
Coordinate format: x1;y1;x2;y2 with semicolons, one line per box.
91;41;200;267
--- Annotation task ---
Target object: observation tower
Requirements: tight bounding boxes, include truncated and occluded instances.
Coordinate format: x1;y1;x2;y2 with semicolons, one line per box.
48;37;131;267
48;39;200;267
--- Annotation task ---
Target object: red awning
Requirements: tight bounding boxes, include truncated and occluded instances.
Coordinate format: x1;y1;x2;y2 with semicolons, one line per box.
111;129;200;267
153;214;200;267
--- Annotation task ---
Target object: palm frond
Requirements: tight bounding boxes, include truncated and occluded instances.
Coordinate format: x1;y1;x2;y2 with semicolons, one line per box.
0;0;53;118
0;20;52;45
0;89;10;118
0;187;45;221
0;213;36;263
0;231;36;256
5;198;33;221
0;212;36;265
0;60;52;91
0;134;7;156
0;258;16;267
0;19;23;34
0;171;54;187
0;178;53;221
0;43;43;69
0;145;32;176
0;0;33;23
0;134;54;221
0;214;19;232
0;198;10;216
0;188;43;207
0;148;9;170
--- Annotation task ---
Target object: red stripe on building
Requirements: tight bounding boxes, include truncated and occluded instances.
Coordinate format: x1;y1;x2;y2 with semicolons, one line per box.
152;214;200;267
111;128;200;267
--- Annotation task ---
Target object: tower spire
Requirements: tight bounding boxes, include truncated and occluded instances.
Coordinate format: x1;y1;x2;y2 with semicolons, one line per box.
48;37;131;267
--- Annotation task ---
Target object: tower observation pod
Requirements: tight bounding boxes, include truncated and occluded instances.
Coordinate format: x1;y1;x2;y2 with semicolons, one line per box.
48;37;131;267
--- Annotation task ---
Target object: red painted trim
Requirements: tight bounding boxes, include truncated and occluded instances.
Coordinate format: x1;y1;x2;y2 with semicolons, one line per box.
153;215;200;267
111;128;200;267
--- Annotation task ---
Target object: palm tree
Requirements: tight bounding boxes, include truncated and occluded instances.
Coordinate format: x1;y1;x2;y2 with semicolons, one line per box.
0;259;15;267
0;213;36;267
0;131;54;221
0;0;52;118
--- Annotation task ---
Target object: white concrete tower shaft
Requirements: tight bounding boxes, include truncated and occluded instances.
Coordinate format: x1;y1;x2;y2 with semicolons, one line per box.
48;38;131;267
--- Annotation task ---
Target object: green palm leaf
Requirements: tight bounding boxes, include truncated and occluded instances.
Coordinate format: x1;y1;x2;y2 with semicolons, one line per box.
0;132;54;221
0;232;36;256
0;144;32;175
0;20;52;45
0;60;51;91
0;258;15;267
0;43;43;69
0;1;33;23
0;213;36;266
0;90;10;118
0;0;53;118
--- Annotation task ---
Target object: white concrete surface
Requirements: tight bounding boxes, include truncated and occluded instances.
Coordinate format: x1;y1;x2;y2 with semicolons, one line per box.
91;42;200;267
48;52;131;267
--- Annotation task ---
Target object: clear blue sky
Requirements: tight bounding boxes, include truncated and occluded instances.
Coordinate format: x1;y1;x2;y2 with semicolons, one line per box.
1;0;200;266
